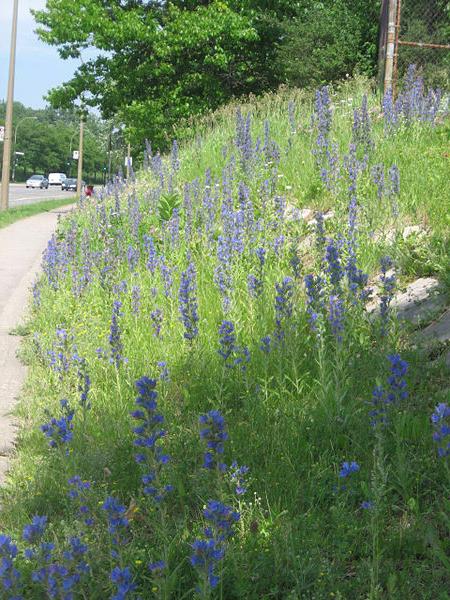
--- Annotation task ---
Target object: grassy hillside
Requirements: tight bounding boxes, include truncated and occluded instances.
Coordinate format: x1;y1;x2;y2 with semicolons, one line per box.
0;73;449;599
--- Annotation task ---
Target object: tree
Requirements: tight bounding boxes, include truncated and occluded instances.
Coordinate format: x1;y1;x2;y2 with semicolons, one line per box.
0;102;111;182
33;1;384;151
33;1;269;150
275;1;381;89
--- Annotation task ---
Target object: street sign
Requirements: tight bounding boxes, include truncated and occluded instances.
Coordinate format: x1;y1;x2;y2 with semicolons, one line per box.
125;156;133;167
73;150;79;160
15;151;24;156
0;126;4;142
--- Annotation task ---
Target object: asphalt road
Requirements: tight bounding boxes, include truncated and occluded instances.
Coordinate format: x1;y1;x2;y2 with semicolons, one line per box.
7;184;74;208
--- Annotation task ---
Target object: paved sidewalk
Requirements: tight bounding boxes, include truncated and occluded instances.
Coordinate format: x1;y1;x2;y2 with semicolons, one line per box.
0;205;74;484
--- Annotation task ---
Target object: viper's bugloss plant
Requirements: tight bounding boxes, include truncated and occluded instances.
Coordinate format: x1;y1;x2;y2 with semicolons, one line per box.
199;410;228;471
41;400;74;453
102;496;129;554
431;403;450;458
179;262;199;341
131;376;173;503
191;500;240;593
0;534;22;599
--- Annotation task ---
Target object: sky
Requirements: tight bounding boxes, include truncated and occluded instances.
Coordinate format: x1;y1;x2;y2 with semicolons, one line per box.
0;0;82;109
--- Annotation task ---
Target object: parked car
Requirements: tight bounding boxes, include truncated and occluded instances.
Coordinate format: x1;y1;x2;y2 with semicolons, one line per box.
61;178;83;192
48;172;67;186
26;174;49;189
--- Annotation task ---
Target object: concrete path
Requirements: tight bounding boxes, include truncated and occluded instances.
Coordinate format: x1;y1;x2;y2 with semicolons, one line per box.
0;205;74;484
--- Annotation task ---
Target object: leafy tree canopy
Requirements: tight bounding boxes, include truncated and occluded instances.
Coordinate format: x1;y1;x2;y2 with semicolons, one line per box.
0;102;115;182
34;0;382;151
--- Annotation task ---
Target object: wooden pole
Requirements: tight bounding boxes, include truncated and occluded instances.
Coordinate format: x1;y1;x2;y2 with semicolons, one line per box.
0;0;19;211
76;117;84;196
384;0;398;94
126;142;131;180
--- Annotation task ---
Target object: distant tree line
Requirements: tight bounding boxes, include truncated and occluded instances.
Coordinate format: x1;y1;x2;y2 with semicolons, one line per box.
0;102;125;183
32;0;385;152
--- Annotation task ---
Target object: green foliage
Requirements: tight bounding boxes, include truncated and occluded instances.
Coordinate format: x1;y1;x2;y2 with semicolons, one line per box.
0;197;75;230
0;102;113;183
33;0;385;151
158;192;181;221
276;0;380;87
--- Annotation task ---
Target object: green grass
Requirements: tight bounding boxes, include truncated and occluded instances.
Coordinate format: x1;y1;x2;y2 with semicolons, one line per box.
0;196;76;229
0;77;449;599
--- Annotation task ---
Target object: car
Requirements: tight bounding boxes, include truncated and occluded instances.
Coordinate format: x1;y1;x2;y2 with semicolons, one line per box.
61;178;84;192
26;174;49;189
48;172;67;186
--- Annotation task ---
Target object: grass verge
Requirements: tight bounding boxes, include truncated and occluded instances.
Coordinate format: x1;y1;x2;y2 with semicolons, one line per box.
0;197;76;229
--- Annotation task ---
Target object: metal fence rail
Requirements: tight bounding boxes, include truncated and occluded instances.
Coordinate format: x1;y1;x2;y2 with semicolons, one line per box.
380;0;450;94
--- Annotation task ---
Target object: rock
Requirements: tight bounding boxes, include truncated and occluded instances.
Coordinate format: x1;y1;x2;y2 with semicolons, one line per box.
367;277;446;324
403;225;426;241
371;228;396;244
297;234;314;252
308;210;335;229
444;350;450;370
284;204;314;223
392;278;446;324
420;309;450;344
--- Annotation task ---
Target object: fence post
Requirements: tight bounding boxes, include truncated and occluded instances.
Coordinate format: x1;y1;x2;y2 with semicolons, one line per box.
384;0;398;93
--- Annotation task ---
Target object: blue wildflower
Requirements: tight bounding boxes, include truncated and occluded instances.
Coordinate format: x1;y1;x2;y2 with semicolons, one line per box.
325;239;344;292
386;354;408;403
431;403;450;458
203;500;240;542
144;235;158;274
368;385;389;428
304;273;324;332
157;361;170;382
40;400;74;452
247;274;263;299
131;285;141;315
260;335;271;354
68;476;93;527
328;295;345;342
77;359;91;413
131;377;172;503
218;321;237;362
148;561;166;582
0;534;22;598
199;410;228;471
228;461;249;495
190;538;224;590
339;461;360;478
110;566;136;600
102;497;129;551
150;308;163;338
274;277;294;342
109;300;124;367
179;263;199;341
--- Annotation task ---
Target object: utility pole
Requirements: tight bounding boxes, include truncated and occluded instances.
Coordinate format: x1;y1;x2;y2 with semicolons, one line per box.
107;124;113;181
384;0;398;94
76;116;84;197
1;0;19;211
126;142;131;180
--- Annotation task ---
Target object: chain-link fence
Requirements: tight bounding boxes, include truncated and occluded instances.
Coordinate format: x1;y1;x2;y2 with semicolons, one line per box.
380;0;450;93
